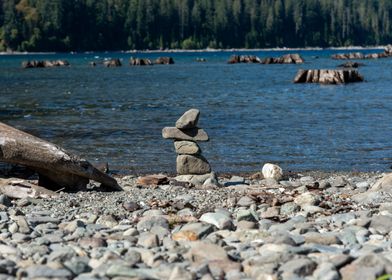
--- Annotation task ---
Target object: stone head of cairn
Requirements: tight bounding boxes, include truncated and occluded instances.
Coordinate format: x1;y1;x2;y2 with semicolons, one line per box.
162;109;211;175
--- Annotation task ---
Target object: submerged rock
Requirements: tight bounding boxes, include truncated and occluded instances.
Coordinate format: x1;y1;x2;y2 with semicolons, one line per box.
338;61;365;68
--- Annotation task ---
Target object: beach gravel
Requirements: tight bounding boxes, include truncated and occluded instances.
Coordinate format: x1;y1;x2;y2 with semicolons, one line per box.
0;171;391;279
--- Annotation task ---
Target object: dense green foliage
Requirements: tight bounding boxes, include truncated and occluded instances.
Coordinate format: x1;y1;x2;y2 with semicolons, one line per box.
1;0;392;52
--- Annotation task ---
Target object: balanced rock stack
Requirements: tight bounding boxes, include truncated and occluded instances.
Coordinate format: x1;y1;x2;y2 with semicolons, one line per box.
162;109;211;175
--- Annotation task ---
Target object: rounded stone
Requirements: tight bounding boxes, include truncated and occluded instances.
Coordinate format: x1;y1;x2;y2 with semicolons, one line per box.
262;163;283;180
176;155;211;175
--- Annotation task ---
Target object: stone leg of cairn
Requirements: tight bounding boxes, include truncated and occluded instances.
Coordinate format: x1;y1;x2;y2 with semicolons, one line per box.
163;109;215;185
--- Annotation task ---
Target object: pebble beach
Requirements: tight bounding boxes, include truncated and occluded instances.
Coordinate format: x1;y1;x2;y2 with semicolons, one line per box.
1;170;392;280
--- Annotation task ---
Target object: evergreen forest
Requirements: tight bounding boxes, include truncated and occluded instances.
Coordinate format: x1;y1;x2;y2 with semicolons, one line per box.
1;0;392;52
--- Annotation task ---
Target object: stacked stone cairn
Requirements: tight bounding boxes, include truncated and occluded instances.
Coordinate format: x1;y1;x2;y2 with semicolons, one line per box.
162;109;212;177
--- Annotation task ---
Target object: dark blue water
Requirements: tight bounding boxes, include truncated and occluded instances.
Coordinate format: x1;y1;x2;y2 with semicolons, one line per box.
1;49;392;173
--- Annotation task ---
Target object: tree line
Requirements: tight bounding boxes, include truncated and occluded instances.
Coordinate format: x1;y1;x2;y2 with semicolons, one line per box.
1;0;392;52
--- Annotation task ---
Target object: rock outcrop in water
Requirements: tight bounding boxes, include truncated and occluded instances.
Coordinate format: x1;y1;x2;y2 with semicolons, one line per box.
103;58;122;67
162;109;212;176
261;53;304;64
293;69;364;84
22;60;70;68
0;122;121;191
228;55;261;64
129;57;153;66
154;57;174;64
228;54;304;64
332;47;392;60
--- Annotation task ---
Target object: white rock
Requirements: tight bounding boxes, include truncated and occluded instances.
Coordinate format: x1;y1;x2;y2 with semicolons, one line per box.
371;173;392;193
199;212;233;230
262;163;283;181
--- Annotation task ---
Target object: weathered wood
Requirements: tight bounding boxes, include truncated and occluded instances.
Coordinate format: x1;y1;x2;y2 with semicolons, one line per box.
0;178;58;199
293;69;364;84
0;122;121;191
137;175;169;186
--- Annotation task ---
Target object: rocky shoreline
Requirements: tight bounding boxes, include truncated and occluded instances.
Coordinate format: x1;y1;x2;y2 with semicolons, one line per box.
1;170;392;280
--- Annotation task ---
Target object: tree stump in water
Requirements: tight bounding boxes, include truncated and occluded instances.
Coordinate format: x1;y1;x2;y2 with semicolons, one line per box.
293;69;364;84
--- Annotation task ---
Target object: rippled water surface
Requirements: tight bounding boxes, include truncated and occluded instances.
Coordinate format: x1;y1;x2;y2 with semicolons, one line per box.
1;49;392;173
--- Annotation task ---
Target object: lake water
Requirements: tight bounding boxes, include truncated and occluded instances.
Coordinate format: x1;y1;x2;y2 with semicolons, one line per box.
1;49;392;174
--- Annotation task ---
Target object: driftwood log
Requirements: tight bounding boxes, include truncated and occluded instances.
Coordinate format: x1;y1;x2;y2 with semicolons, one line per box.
293;69;364;84
0;122;121;191
0;178;58;199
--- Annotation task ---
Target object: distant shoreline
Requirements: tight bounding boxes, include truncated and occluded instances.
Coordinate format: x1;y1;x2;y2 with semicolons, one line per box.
0;45;386;56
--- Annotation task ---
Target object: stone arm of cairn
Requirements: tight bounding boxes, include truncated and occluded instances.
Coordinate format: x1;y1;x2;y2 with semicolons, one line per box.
0;122;121;191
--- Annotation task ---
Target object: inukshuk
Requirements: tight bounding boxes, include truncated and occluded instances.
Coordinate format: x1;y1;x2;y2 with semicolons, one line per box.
162;109;211;175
